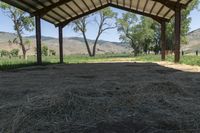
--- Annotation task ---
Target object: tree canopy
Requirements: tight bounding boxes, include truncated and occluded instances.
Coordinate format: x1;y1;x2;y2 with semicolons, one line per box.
117;1;199;56
0;2;34;59
71;7;117;56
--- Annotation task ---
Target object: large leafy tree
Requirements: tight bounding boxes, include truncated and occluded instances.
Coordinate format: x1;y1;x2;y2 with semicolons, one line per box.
117;13;159;56
166;0;199;50
0;2;34;59
117;1;199;55
139;16;160;54
71;7;117;57
117;13;140;56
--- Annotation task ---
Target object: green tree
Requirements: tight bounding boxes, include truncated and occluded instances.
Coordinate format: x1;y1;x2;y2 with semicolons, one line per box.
0;50;10;57
71;7;117;56
166;0;199;50
117;14;157;56
117;13;145;56
0;2;34;59
139;17;160;54
42;45;49;56
117;1;199;55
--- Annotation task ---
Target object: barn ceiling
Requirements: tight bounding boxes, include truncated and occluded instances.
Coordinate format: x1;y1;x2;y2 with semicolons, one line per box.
1;0;192;27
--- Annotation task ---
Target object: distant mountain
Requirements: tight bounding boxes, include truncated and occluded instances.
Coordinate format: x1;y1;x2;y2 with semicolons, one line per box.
181;28;200;53
0;32;17;44
188;29;200;41
27;35;56;41
0;31;132;55
68;37;125;46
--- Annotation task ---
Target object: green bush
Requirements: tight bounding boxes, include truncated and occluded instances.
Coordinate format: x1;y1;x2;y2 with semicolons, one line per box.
42;46;49;56
49;49;56;56
10;49;19;57
0;50;10;57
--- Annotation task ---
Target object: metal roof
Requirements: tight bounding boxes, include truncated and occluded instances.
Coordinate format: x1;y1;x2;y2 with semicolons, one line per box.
1;0;192;27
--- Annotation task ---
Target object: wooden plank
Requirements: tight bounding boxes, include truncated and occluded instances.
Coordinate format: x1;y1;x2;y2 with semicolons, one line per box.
150;1;157;14
31;0;72;17
2;0;192;27
57;3;169;27
110;4;169;22
152;0;186;9
57;4;110;27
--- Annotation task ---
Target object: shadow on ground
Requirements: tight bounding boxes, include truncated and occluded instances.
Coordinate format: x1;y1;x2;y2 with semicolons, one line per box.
0;62;200;133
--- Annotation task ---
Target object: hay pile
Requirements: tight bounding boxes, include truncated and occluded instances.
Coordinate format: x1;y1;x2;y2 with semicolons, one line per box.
1;81;200;133
1;63;200;133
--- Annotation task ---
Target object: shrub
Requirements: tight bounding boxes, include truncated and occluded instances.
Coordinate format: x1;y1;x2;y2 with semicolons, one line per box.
42;45;49;56
49;49;56;56
10;49;19;57
0;50;10;57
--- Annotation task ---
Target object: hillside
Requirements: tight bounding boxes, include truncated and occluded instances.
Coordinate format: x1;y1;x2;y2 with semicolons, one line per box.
181;28;200;53
0;32;132;55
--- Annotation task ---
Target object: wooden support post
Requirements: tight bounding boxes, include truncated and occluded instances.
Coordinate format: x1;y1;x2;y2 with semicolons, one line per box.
161;21;166;61
59;26;63;63
174;6;181;63
35;15;42;65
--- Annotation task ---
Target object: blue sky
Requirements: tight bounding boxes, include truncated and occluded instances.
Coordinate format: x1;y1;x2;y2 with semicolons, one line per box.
0;7;199;42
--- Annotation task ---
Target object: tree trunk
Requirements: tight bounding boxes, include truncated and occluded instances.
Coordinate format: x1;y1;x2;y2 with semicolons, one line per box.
130;40;138;57
22;45;27;59
134;47;139;57
15;21;27;59
17;29;26;59
83;32;92;56
92;34;101;57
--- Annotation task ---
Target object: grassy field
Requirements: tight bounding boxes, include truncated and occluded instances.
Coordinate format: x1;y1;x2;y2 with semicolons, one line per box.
0;54;200;70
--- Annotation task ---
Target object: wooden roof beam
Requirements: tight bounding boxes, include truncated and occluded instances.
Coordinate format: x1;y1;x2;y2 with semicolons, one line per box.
152;0;186;10
110;4;169;23
56;3;169;28
56;4;110;28
0;0;59;25
31;0;72;17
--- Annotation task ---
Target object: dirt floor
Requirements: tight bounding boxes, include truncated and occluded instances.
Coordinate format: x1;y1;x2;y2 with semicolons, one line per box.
1;62;200;133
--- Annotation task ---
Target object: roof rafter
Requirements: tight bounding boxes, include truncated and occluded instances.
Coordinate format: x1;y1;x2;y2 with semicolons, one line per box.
31;0;72;17
110;3;169;23
1;0;46;24
57;4;110;28
82;0;91;11
152;0;186;10
56;3;170;28
1;0;193;27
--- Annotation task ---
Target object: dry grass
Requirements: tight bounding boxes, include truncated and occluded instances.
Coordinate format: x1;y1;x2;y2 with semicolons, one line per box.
1;63;200;133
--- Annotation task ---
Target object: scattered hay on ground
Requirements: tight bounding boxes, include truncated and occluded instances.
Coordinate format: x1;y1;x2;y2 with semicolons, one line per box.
1;63;200;133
